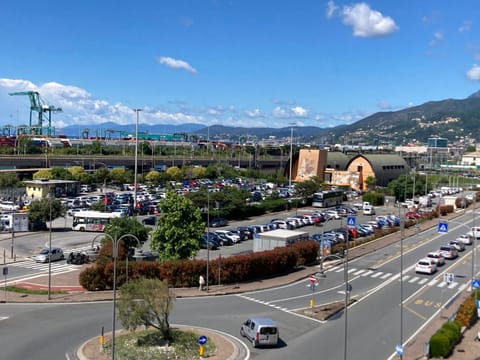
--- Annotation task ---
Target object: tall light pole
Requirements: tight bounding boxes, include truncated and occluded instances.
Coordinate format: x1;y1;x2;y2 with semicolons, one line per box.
103;231;142;360
343;241;349;360
288;124;294;191
133;109;142;216
47;192;53;300
206;187;210;292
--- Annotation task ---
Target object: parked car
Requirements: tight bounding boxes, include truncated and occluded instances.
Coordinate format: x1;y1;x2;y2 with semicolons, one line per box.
426;251;445;266
141;215;157;226
33;247;64;263
415;258;437;274
236;226;255;239
240;317;279;348
362;205;375;215
439;245;459;260
200;238;219;250
200;233;219;250
405;211;421;220
209;217;228;227
214;230;240;244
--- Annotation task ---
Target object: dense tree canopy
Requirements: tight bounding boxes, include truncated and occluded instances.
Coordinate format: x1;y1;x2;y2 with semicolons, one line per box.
150;191;204;261
104;216;150;251
28;197;65;223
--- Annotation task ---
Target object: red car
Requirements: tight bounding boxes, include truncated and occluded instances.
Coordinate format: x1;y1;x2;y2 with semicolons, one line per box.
405;211;421;220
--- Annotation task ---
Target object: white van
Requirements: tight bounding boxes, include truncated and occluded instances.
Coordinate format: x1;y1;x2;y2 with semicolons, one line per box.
240;317;279;348
467;227;480;240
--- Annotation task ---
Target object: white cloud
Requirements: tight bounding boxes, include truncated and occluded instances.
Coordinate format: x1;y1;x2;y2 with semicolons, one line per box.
291;106;308;117
245;108;265;118
0;78;205;128
341;3;399;38
0;78;372;130
433;31;443;40
272;106;308;118
459;20;472;32
466;64;480;81
157;56;197;74
326;0;339;19
428;30;444;47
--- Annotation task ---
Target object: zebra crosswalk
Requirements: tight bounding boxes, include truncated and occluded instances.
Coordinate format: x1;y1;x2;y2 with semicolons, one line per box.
12;260;79;273
331;266;469;291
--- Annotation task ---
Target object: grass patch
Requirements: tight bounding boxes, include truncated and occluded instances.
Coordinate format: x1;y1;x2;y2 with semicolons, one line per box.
102;328;217;359
0;286;68;296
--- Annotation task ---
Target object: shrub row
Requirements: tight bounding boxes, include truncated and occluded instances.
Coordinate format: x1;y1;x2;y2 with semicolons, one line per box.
79;240;319;291
429;289;480;358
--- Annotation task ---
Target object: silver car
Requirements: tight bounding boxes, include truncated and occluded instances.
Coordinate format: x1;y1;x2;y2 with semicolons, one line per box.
449;239;466;252
33;247;65;263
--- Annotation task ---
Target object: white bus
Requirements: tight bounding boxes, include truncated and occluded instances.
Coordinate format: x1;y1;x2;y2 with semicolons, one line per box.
312;190;344;208
72;211;123;232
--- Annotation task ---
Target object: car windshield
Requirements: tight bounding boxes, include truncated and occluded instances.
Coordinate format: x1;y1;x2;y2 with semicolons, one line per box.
39;249;50;255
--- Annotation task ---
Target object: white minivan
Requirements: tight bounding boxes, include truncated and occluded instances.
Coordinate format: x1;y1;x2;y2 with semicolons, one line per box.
240;317;279;348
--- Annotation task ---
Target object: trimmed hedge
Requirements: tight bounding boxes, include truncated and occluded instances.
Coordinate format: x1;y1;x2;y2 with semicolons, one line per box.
79;240;319;291
429;289;480;357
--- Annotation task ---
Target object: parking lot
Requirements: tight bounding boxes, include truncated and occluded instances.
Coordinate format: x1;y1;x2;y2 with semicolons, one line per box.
194;202;400;260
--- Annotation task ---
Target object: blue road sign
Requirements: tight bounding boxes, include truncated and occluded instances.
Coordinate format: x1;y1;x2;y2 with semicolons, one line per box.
347;216;356;227
396;344;403;356
472;279;480;289
438;222;448;233
198;335;207;345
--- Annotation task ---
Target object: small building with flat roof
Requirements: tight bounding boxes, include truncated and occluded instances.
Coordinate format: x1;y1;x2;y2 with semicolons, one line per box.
24;179;80;199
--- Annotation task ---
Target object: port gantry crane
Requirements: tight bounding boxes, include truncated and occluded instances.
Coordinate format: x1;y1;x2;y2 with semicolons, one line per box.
8;91;62;136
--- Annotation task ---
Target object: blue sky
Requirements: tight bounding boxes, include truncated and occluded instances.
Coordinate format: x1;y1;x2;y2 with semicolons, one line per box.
0;0;479;132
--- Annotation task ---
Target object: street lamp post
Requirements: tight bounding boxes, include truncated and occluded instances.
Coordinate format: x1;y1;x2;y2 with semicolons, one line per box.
288;124;294;191
206;188;210;292
98;232;143;360
48;193;53;300
343;241;349;360
133;109;142;216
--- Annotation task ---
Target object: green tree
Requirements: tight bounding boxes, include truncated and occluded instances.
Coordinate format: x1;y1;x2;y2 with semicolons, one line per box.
365;176;377;191
68;166;90;183
50;167;73;180
28;197;65;223
33;169;53;179
118;278;174;340
109;168;133;185
92;167;110;185
145;170;162;184
104;217;149;251
0;172;19;188
166;166;182;181
294;177;324;198
150;191;204;261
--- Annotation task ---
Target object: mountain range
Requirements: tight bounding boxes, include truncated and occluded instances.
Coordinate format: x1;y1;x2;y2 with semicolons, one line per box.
61;90;480;146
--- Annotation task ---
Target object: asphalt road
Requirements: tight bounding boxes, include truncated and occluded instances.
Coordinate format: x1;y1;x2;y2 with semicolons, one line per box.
1;204;479;359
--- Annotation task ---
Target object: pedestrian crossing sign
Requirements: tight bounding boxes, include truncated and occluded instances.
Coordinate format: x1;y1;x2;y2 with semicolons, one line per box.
438;222;448;233
347;216;356;227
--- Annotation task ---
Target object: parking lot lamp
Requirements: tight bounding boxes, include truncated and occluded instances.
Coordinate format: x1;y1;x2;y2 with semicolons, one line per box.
133;109;142;215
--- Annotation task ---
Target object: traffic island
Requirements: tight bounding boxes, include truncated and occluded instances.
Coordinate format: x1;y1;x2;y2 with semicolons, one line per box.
295;299;356;321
